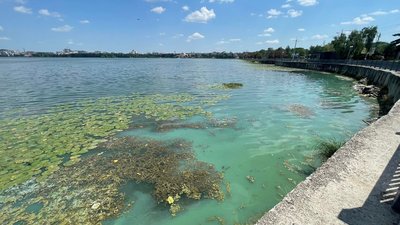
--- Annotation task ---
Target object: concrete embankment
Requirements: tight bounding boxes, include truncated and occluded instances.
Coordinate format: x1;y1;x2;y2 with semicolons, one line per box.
274;61;400;104
255;61;400;225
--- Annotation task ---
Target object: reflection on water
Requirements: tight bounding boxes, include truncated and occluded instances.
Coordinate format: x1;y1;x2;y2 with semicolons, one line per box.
0;58;377;225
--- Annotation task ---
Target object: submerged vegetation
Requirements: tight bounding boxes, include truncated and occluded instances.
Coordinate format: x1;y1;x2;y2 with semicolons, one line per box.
0;93;230;192
0;137;224;224
314;139;345;162
222;83;243;89
283;138;346;176
199;83;244;90
288;104;315;119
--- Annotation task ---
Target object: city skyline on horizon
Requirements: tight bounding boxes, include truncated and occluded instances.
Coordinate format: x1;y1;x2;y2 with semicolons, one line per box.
0;0;399;53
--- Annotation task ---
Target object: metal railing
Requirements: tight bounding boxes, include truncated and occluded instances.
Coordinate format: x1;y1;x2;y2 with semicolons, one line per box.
307;59;400;72
284;59;400;72
271;58;400;72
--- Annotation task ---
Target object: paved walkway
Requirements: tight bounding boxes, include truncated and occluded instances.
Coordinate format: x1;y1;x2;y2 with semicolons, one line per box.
256;101;400;225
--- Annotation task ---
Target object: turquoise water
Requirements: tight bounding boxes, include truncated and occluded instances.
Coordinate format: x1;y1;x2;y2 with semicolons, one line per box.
0;58;377;224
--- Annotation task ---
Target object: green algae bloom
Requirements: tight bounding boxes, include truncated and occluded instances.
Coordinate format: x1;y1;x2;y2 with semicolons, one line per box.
198;83;244;91
0;93;228;191
222;83;243;89
0;137;224;224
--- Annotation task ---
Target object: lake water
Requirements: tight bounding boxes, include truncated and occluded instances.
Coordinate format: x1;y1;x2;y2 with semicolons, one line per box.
0;58;377;225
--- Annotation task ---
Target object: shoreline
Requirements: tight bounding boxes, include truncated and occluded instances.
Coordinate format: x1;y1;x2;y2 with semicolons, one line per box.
252;60;400;224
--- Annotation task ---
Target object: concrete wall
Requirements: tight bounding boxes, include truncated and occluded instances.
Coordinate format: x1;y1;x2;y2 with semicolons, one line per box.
274;61;400;103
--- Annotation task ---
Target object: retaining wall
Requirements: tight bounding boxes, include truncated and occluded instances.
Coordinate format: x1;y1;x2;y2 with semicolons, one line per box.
274;61;400;103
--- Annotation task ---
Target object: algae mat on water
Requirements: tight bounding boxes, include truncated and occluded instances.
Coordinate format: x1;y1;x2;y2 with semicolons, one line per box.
0;137;224;224
0;93;229;192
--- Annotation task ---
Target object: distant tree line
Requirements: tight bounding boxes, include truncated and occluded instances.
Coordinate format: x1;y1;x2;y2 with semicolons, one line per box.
2;51;238;59
3;26;399;60
239;26;400;61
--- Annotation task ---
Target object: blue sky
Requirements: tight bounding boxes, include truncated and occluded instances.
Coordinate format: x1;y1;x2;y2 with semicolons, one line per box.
0;0;399;53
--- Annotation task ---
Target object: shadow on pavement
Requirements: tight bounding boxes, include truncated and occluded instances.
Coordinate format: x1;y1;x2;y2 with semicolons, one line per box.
338;144;400;225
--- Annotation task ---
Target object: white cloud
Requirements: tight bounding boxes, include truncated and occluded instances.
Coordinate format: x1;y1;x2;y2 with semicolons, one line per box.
0;37;10;41
341;9;398;26
229;38;241;42
208;0;234;3
256;40;280;45
15;0;27;4
287;9;303;17
369;11;387;16
187;32;205;42
145;0;171;2
185;7;216;23
159;32;166;36
267;9;282;18
38;9;61;17
258;27;274;37
217;40;228;44
311;34;328;40
151;6;166;14
51;25;73;32
264;27;275;33
217;38;241;44
14;5;32;14
172;33;184;38
341;15;374;25
343;30;352;35
266;39;280;44
298;28;305;31
369;9;399;16
282;4;292;8
258;33;271;37
0;26;3;31
182;5;189;11
297;0;318;6
67;39;83;46
80;20;90;24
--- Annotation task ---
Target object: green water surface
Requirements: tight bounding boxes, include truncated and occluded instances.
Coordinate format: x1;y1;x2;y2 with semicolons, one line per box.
0;58;377;225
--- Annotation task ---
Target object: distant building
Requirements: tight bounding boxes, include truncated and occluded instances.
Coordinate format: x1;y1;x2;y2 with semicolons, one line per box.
24;51;34;57
177;53;190;58
63;48;73;54
0;49;15;56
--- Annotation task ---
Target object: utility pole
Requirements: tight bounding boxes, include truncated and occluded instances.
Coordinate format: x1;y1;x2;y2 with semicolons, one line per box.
292;38;298;60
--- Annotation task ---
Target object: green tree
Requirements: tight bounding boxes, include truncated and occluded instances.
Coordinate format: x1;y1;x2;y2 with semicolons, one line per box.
347;30;364;59
285;46;291;58
361;26;378;58
294;47;308;57
309;45;325;54
374;42;389;56
322;43;334;52
331;33;348;59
